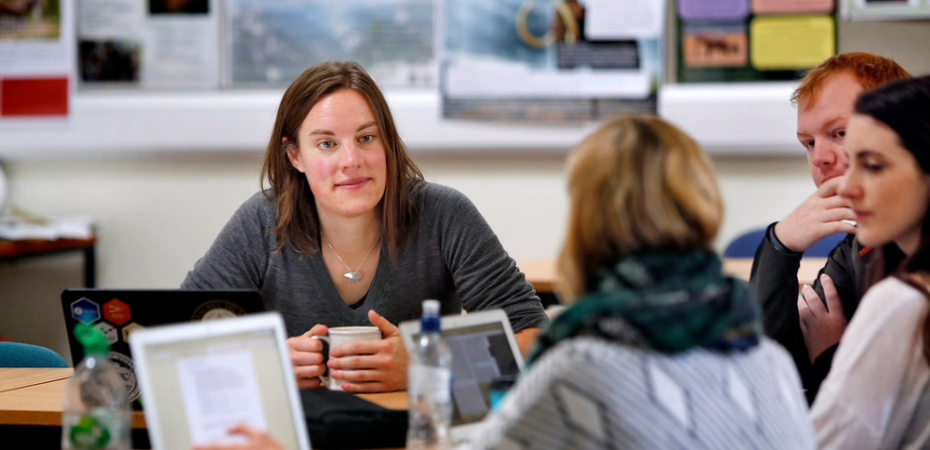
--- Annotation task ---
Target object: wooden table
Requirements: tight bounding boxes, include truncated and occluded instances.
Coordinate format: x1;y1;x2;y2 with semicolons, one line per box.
518;257;829;295
0;368;72;394
0;369;408;428
517;259;557;294
0;237;97;287
0;368;410;449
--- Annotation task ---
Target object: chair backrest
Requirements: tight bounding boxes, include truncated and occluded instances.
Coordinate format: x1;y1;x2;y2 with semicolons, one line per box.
724;228;849;259
804;233;848;257
0;342;69;368
723;229;767;258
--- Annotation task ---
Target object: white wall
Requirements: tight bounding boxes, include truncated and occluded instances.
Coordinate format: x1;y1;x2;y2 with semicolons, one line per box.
0;154;814;361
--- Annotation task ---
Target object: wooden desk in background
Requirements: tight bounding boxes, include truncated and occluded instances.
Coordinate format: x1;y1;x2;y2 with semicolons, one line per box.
0;237;97;287
518;257;829;295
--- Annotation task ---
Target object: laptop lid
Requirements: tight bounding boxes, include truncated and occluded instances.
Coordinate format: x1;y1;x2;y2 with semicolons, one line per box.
398;308;525;443
130;312;311;450
60;289;265;407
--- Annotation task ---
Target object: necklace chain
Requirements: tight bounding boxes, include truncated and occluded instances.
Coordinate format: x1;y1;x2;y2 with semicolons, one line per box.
323;233;381;284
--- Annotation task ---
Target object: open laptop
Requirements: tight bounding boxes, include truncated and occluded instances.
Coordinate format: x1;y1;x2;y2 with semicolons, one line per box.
60;289;265;408
398;308;525;444
130;312;311;450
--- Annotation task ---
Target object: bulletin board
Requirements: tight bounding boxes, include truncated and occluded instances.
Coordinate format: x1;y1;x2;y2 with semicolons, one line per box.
676;0;837;83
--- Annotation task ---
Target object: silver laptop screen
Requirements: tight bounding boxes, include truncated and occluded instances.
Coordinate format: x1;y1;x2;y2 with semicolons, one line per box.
140;329;303;450
419;322;521;426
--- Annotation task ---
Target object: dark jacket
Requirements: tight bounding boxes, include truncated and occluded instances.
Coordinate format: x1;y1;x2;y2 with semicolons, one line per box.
749;222;870;405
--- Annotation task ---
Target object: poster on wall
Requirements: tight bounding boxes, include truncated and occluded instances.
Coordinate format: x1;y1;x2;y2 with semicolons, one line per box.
441;0;665;122
676;0;836;83
78;0;219;89
0;0;74;120
842;0;930;20
223;0;435;88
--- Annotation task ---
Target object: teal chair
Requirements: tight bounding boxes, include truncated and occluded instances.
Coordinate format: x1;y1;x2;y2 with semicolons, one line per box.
0;342;69;368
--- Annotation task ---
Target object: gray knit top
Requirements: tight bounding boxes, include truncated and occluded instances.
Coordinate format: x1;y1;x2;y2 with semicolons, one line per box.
182;181;548;338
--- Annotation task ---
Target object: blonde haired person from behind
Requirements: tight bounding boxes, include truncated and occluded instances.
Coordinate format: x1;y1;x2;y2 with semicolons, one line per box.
467;115;815;449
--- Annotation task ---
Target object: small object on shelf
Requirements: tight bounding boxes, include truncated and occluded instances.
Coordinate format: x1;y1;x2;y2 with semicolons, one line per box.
0;207;94;241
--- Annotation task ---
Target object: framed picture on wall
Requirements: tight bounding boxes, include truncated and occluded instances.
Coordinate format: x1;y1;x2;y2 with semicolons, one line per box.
222;0;436;88
440;0;664;122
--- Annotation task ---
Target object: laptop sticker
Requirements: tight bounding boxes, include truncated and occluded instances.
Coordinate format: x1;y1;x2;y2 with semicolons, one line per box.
71;298;101;324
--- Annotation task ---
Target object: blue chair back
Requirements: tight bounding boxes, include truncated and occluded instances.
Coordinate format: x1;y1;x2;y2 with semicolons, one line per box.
724;228;849;259
805;233;848;257
723;229;767;258
0;342;69;368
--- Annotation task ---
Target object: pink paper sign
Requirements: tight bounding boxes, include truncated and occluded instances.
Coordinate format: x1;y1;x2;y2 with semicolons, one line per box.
752;0;835;15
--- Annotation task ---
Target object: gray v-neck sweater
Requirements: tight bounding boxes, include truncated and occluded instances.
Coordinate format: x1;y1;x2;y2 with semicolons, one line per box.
182;181;547;337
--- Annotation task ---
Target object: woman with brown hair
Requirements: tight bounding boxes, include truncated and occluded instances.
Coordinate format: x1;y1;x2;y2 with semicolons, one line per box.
811;75;930;449
468;115;814;449
182;61;546;393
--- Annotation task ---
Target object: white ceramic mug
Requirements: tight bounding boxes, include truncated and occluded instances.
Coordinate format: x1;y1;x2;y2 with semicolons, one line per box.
312;326;382;390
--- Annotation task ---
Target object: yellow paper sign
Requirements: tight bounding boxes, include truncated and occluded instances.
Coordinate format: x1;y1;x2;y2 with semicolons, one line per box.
750;15;835;71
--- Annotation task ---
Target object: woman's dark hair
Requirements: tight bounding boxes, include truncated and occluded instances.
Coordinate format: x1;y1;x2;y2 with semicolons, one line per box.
260;61;423;257
857;75;930;362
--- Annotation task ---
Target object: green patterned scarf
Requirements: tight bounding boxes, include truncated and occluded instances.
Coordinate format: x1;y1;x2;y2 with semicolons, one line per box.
529;251;761;365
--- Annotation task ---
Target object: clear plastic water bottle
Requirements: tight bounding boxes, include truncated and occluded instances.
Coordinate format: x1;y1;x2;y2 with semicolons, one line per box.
62;324;130;450
407;300;452;450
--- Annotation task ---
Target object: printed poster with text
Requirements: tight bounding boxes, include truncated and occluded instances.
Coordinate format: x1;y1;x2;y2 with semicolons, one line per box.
441;0;665;122
223;0;435;88
0;0;74;120
78;0;219;89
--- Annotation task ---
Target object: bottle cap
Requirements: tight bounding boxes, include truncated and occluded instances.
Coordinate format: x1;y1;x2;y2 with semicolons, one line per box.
74;323;110;356
422;299;440;317
421;299;441;332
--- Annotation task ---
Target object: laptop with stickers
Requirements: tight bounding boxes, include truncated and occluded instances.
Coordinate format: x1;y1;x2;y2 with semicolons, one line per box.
130;312;311;450
398;308;525;444
60;289;264;410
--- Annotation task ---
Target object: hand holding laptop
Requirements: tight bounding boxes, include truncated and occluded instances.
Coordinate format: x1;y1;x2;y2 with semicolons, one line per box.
287;310;409;393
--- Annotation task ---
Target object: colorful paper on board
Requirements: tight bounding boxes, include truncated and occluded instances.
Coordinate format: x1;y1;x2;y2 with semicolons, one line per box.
750;15;835;71
752;0;835;14
0;78;69;117
678;0;750;22
683;24;747;68
586;0;665;39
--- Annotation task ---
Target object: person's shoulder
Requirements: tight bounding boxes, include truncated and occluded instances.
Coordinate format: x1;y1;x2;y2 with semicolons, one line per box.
236;190;272;211
411;181;473;211
756;337;802;368
412;180;466;201
231;191;277;224
853;277;930;331
536;337;636;371
865;277;928;307
823;234;857;260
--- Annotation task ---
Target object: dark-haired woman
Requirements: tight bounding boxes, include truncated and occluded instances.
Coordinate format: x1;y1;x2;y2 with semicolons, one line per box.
811;75;930;448
182;61;546;393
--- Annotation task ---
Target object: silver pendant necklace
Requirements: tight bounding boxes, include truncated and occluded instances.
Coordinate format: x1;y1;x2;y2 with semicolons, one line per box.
323;233;381;283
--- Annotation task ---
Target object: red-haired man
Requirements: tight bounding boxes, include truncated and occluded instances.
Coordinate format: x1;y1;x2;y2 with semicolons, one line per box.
750;53;911;404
